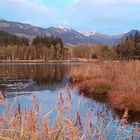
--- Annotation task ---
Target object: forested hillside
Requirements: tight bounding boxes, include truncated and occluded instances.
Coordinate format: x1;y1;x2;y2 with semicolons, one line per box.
0;19;140;46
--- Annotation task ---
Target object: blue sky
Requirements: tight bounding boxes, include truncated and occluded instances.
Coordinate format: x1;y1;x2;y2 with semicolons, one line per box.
0;0;140;34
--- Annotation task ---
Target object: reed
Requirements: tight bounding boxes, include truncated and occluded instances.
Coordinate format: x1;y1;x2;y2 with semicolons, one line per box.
109;91;140;112
69;61;140;112
76;79;112;95
0;85;140;139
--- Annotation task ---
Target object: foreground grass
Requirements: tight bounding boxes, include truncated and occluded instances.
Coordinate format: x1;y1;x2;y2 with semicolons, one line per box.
0;85;140;140
69;61;140;112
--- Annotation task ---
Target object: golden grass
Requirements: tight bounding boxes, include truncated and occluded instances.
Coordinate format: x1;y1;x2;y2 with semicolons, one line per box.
0;85;139;139
109;92;140;112
69;61;140;112
76;79;112;95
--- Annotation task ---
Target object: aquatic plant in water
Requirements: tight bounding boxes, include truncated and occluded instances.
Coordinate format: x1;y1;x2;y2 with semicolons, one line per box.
0;84;140;140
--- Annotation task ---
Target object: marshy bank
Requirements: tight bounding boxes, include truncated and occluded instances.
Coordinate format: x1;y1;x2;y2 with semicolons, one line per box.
0;62;140;139
69;61;140;112
0;85;140;140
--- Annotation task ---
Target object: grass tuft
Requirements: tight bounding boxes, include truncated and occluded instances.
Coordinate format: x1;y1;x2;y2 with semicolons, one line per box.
109;92;140;112
76;79;112;96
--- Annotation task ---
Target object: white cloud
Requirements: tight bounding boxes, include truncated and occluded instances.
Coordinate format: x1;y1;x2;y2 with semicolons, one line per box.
73;0;140;7
6;0;57;26
0;0;140;33
67;0;140;33
127;0;140;4
10;0;52;14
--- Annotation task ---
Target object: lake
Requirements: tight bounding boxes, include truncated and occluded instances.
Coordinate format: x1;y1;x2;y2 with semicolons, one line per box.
0;63;140;139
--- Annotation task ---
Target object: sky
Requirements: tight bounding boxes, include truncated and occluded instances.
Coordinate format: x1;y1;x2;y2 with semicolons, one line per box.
0;0;140;34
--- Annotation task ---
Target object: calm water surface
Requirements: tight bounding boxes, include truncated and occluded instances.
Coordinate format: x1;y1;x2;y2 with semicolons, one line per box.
0;63;140;139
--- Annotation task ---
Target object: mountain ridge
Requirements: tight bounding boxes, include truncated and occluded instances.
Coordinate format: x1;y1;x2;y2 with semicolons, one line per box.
0;19;139;45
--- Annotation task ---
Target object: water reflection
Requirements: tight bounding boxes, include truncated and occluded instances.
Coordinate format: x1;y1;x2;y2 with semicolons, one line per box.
0;63;81;96
113;109;140;124
0;63;140;126
78;90;140;123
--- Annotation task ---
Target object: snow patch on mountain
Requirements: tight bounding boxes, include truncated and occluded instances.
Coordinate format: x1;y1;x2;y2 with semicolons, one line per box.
81;30;97;37
57;26;72;32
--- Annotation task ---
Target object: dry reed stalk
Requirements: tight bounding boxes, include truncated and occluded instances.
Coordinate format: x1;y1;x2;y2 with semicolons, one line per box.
0;91;6;106
70;61;140;112
70;61;140;92
0;84;140;139
32;95;40;116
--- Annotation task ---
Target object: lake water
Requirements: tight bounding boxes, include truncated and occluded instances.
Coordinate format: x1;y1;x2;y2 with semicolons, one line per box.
0;63;140;139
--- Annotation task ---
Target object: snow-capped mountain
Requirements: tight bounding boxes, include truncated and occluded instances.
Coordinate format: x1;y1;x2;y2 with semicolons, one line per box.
0;19;139;45
81;30;97;37
57;26;72;32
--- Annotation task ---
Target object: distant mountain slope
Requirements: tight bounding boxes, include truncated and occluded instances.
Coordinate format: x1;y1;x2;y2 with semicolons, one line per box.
0;19;48;37
122;30;140;39
0;19;139;45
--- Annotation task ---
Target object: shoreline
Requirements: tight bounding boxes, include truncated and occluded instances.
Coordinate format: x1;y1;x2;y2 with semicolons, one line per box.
0;59;97;63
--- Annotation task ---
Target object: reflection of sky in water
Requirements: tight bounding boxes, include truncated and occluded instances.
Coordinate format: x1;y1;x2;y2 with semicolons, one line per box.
1;88;139;139
0;63;140;139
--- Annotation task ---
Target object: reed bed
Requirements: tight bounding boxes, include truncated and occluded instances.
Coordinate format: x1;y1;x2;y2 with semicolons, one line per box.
0;84;140;140
69;61;140;112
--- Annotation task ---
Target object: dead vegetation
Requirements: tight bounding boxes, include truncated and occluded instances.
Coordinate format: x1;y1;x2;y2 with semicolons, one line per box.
75;79;112;96
0;84;140;139
69;61;140;112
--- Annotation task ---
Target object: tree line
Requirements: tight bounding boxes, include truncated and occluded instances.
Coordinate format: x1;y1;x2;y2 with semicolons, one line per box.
0;30;139;61
66;32;140;60
0;31;68;60
0;31;29;46
114;32;140;59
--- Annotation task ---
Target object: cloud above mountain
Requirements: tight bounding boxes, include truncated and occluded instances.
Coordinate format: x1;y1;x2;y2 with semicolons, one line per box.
0;0;140;34
69;0;140;33
0;0;57;27
73;0;140;5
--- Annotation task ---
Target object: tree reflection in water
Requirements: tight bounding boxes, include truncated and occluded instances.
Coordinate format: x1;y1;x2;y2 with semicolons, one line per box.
0;63;79;95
